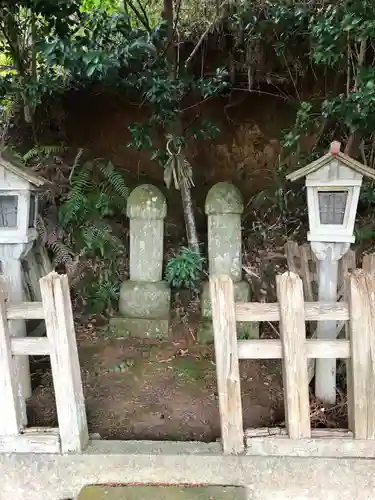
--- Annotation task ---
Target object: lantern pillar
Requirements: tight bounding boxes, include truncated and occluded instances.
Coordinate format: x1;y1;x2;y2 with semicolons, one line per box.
310;241;350;405
0;241;33;424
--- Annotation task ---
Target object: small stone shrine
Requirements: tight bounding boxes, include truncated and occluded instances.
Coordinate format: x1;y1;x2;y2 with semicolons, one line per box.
111;184;171;338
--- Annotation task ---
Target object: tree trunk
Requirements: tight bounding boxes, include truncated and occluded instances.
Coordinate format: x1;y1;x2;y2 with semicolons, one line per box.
344;40;367;158
181;181;200;253
163;0;200;255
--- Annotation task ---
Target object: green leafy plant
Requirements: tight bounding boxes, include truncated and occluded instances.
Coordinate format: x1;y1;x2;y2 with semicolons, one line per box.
165;247;204;290
59;160;129;226
38;159;129;315
23;144;68;163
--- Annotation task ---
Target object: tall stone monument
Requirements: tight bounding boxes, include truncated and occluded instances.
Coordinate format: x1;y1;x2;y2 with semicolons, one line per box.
198;182;259;342
110;184;171;338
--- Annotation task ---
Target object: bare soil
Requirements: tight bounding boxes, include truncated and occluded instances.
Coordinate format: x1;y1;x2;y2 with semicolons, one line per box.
27;319;284;441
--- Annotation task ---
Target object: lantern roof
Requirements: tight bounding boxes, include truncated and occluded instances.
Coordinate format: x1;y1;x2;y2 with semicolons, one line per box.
0;150;47;187
286;141;375;182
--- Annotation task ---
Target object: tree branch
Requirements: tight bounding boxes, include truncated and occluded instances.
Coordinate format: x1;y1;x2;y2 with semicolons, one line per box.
185;0;229;68
344;39;367;157
135;0;151;32
124;0;151;32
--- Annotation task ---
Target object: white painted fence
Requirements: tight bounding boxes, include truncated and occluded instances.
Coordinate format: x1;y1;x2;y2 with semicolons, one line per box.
0;272;88;453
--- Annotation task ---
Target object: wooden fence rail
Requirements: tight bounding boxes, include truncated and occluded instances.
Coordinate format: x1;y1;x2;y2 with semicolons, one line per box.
0;272;88;454
210;270;375;457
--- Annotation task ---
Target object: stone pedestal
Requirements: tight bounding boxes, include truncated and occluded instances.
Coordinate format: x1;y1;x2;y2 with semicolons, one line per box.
198;182;259;343
112;281;170;338
198;281;259;343
110;185;171;339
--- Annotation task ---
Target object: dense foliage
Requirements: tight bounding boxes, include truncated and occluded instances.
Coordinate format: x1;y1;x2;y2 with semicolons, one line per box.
0;0;230;312
230;1;375;164
2;0;375;311
37;158;129;314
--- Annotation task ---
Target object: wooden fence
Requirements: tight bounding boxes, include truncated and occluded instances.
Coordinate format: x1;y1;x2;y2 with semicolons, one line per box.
284;242;374;383
284;240;357;302
210;270;375;457
0;272;88;453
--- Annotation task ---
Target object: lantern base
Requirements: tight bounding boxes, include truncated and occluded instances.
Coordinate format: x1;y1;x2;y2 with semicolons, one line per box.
307;232;355;244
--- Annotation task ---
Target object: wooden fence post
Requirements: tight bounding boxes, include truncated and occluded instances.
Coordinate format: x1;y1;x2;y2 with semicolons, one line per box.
276;272;311;439
347;270;375;439
0;283;22;435
362;254;375;274
40;272;89;452
210;275;244;454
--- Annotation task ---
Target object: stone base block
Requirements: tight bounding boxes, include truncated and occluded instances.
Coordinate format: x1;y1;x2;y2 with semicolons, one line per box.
112;280;171;339
201;280;250;317
109;317;170;339
198;280;259;344
119;280;171;319
198;319;259;344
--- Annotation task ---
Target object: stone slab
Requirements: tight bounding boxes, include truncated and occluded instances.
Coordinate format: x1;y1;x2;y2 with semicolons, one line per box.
2;440;375;500
77;485;245;500
109;317;169;339
119;281;171;319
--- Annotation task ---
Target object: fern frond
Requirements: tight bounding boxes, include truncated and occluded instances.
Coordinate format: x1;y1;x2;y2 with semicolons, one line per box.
49;240;74;268
36;215;48;244
68;259;88;287
60;164;92;225
99;161;129;201
23;144;68;163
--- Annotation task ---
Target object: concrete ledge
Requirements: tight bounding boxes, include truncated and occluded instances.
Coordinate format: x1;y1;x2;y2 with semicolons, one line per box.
2;440;375;500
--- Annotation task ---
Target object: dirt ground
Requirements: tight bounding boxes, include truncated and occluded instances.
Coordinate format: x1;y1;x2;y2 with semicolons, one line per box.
27;318;285;441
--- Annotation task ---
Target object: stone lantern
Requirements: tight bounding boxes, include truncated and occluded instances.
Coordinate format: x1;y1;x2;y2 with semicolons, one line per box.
287;141;375;245
286;141;375;405
0;153;46;408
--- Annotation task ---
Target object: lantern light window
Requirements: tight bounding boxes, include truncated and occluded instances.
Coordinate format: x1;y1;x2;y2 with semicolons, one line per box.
0;195;18;228
318;190;348;225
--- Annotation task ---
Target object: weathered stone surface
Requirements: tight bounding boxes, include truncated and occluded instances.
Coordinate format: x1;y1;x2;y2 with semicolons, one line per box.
198;319;259;344
129;218;164;282
201;280;250;318
127;184;167;220
127;185;166;282
77;485;245;500
198;281;259;343
201;182;257;341
109;317;169;339
205;182;243;215
207;214;242;281
114;184;171;336
205;183;244;282
119;281;170;318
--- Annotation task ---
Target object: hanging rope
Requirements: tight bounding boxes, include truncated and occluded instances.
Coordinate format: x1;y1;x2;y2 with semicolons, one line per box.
164;136;194;190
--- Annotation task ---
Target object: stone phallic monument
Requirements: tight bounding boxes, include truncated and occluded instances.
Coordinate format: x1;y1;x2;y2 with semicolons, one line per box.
110;184;171;338
198;182;259;342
